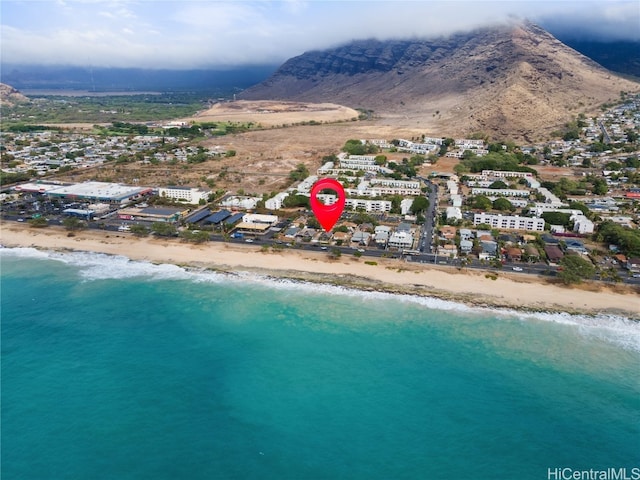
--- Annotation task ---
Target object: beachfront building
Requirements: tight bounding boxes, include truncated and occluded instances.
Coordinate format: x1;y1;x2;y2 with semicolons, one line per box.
388;230;414;249
158;186;212;205
473;213;545;232
374;226;391;247
232;214;279;236
117;206;188;223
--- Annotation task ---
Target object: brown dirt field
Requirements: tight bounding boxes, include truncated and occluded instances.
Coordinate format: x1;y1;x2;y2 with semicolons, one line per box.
50;100;586;195
185;100;361;127
58;103;436;195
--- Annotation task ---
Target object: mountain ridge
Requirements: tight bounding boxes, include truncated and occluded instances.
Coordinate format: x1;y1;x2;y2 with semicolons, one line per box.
240;21;640;141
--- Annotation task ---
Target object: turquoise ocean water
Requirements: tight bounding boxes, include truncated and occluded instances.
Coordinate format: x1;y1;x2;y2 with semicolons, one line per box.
1;248;639;480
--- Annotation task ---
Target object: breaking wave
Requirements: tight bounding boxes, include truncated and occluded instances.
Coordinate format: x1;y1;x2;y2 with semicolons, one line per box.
2;246;639;352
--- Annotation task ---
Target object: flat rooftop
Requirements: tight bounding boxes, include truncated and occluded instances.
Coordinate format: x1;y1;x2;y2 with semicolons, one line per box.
46;181;150;201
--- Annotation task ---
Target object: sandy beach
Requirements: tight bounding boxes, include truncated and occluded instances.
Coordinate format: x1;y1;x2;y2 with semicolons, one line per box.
1;223;638;318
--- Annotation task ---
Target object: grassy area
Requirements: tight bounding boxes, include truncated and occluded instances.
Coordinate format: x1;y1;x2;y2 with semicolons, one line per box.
1;92;209;125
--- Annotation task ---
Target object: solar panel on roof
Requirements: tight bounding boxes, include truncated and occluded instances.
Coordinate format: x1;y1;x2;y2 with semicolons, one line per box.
204;210;231;224
225;213;244;225
186;209;211;223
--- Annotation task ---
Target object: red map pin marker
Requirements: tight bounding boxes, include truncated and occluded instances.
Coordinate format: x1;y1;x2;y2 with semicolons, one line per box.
310;178;345;232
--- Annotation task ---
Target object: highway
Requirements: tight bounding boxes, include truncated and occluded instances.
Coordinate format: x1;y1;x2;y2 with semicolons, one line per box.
2;213;639;287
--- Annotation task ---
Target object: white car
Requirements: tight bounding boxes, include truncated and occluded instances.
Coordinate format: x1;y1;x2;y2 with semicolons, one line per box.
512;266;523;272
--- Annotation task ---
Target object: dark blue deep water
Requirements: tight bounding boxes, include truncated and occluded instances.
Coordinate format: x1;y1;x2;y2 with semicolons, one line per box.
2;249;639;479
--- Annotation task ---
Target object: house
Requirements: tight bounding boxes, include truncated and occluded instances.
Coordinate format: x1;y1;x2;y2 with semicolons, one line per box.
505;247;523;262
460;228;473;241
524;244;540;262
284;226;300;238
351;231;371;246
460;239;473;254
478;240;498;260
332;231;351;243
439;226;457;241
564;239;588;255
374;225;391;247
627;257;640;273
437;244;458;258
499;233;518;245
614;253;627;265
446;206;462;221
545;245;564;264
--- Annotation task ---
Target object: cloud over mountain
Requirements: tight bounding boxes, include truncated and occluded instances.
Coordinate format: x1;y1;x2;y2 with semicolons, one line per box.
1;1;638;69
240;21;640;141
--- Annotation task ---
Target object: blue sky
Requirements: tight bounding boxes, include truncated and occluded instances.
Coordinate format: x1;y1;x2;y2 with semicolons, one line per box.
1;0;639;69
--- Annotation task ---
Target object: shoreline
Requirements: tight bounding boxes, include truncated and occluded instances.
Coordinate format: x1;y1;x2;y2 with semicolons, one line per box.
1;223;638;319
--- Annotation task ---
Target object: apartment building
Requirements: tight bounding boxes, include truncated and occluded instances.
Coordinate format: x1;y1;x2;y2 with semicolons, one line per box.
473;213;545;232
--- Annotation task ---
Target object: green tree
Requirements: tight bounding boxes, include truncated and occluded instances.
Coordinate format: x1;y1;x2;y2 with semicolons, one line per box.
488;180;508;189
410;196;429;215
492;197;514;212
151;222;178;237
180;230;210;243
28;217;49;228
559;255;595;284
541;211;571;227
472;195;492;210
568;201;590;216
282;194;310;208
591;178;608;195
289;163;310;182
62;217;86;231
129;224;150;237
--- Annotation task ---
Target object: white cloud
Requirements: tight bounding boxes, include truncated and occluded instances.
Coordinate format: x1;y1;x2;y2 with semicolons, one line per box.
1;0;637;69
